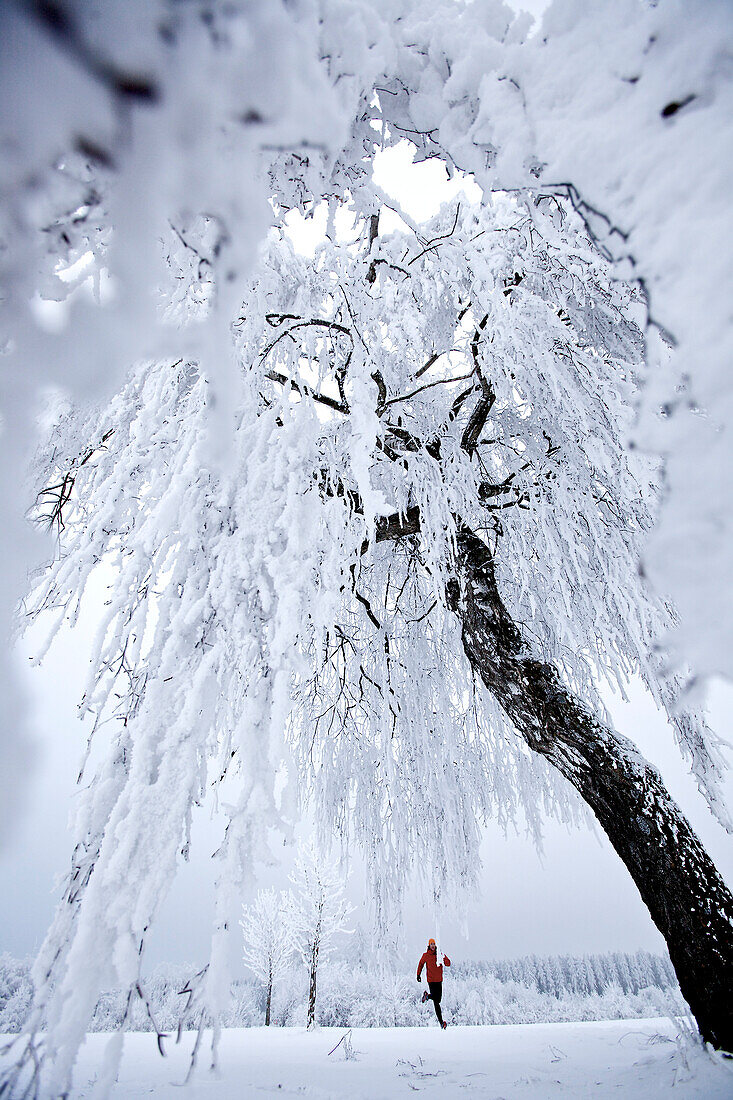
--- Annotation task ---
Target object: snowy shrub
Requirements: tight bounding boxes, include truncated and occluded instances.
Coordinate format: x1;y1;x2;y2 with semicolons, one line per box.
90;990;126;1033
269;975;306;1029
228;981;261;1029
316;963;360;1028
0;956;33;1034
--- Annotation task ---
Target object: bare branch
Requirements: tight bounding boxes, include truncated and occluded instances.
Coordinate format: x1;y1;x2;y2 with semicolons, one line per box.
414;352;441;379
374;506;421;544
371;370;387;416
260;318;352;363
265;312;302;327
265;370;349;414
383;370;474;410
408;203;461;266
366;212;380;284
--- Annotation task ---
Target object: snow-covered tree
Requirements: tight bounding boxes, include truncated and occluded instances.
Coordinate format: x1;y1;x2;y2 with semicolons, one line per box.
289;847;353;1029
241;889;295;1026
3;2;733;1094
8;184;732;1085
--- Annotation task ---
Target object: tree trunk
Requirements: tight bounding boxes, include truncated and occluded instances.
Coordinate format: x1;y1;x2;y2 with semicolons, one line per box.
265;972;272;1027
307;940;319;1030
447;524;733;1052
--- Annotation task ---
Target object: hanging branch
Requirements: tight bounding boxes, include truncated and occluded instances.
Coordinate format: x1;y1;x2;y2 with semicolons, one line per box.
34;427;116;532
134;982;168;1057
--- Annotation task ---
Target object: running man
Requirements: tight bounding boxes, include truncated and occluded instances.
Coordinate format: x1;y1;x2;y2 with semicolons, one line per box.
417;938;451;1028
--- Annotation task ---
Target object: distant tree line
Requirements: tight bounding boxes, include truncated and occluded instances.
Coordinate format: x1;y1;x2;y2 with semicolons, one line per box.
0;949;685;1034
455;950;677;999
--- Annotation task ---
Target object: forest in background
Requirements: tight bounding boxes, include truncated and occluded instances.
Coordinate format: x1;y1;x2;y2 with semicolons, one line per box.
0;949;685;1033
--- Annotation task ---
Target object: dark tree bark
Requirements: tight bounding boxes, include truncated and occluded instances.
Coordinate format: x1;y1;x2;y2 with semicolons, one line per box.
265;968;272;1027
307;935;320;1030
446;524;733;1052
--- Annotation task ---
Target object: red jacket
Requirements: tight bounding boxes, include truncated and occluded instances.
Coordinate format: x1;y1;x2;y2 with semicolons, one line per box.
417;949;451;983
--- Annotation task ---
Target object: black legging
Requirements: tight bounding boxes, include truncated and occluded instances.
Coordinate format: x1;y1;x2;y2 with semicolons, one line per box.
427;981;444;1026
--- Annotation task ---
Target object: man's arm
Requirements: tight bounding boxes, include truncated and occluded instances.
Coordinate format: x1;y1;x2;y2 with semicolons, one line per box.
417;954;425;981
443;956;451;967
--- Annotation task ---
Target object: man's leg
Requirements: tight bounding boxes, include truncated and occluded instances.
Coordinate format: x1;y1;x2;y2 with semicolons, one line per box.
428;982;444;1026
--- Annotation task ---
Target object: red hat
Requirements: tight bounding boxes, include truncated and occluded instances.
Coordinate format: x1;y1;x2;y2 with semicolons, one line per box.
428;938;436;945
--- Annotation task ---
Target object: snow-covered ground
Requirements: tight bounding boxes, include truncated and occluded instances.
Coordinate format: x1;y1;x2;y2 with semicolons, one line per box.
5;1018;731;1098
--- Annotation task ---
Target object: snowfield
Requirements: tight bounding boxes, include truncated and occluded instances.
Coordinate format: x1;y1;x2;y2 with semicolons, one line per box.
5;1018;731;1099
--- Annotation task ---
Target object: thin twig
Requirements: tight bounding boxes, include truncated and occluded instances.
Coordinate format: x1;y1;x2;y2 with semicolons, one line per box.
383;371;474;410
328;1029;353;1056
408;203;461;266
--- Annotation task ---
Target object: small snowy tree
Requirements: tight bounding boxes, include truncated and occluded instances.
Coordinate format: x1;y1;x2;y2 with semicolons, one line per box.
289;847;353;1029
241;889;294;1026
